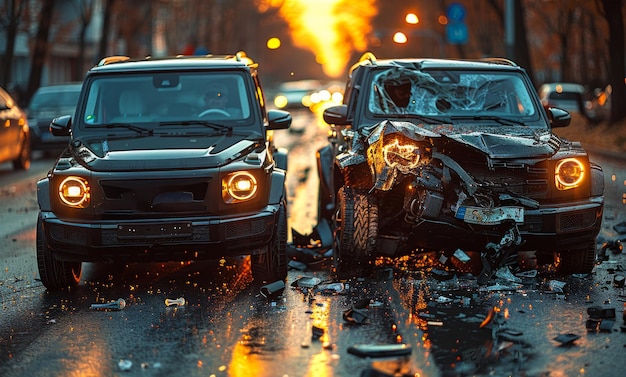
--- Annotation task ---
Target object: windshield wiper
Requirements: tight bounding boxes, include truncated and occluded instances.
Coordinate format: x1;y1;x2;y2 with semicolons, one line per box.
374;113;447;124
450;115;527;127
159;120;232;134
99;123;154;135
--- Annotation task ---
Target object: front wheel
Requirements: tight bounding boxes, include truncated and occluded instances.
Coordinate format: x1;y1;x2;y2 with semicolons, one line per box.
36;216;82;291
251;200;288;283
555;239;597;275
333;187;378;279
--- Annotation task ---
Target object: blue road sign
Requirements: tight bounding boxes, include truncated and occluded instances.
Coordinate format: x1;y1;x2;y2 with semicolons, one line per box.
446;22;468;44
446;3;466;22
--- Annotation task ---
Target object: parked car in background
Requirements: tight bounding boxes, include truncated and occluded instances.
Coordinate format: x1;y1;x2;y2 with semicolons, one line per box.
26;83;81;153
538;82;585;112
0;86;31;170
272;79;322;109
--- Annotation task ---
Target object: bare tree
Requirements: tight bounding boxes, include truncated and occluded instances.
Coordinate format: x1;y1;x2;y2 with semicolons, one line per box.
0;0;27;88
97;0;115;61
25;0;56;103
599;0;626;124
72;0;95;80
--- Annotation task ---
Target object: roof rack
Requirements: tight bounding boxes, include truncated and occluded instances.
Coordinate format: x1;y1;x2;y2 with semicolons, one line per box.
349;52;377;74
97;56;130;66
479;57;518;67
358;52;377;65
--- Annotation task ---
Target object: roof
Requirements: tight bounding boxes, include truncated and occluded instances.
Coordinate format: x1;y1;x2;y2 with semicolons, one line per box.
349;52;522;76
90;52;257;74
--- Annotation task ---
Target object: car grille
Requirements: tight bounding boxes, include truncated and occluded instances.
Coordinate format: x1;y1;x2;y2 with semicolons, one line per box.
99;178;211;215
469;161;548;198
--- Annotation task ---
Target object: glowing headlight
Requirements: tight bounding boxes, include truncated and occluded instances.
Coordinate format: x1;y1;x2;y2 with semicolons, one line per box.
223;172;258;203
383;139;421;172
58;176;90;207
555;158;585;190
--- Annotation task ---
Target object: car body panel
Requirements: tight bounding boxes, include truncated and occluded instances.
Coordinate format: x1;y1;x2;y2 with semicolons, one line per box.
36;53;291;289
316;53;604;277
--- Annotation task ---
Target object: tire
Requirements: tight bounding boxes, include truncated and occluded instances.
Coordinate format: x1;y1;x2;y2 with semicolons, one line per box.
251;200;288;283
333;187;378;279
12;136;31;171
36;215;82;291
556;238;596;275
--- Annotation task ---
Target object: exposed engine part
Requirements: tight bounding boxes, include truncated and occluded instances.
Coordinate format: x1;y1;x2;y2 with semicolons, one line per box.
407;189;444;220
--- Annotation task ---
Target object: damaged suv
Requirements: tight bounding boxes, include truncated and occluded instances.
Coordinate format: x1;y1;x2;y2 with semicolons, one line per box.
37;52;291;290
317;53;604;282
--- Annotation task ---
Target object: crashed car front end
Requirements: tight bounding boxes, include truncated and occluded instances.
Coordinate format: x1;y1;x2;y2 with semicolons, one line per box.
320;59;604;280
341;119;603;251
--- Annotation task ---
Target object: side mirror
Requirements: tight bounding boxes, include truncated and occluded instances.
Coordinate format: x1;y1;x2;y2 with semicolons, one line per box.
323;104;349;125
547;107;571;128
50;115;72;136
267;109;291;130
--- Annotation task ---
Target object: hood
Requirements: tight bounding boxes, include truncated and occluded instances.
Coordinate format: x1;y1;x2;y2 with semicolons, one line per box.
445;131;560;158
67;132;263;171
366;120;560;159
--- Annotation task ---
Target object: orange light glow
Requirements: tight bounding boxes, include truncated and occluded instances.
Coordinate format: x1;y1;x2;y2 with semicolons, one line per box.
255;0;378;77
405;13;419;24
393;32;408;44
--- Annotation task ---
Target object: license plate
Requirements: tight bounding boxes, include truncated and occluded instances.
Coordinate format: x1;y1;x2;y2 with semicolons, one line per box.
117;222;192;239
455;206;524;225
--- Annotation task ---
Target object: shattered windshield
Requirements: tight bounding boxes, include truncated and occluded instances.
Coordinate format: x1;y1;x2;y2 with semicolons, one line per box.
368;67;538;122
79;71;255;130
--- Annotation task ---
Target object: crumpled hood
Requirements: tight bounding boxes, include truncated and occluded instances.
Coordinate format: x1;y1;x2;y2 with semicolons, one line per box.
445;131;560;158
67;132;263;171
366;120;560;159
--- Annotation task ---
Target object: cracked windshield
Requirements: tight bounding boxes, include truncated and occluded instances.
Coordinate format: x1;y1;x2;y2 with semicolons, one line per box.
1;1;625;377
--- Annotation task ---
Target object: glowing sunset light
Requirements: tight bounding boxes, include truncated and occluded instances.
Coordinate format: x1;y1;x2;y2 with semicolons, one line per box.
255;0;378;77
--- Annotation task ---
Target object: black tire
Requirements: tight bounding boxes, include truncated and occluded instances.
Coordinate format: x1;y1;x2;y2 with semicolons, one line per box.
251;200;288;283
333;187;378;279
556;238;597;275
36;215;82;291
12;136;31;171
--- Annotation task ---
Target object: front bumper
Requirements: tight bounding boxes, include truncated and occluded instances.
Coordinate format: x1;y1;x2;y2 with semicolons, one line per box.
398;197;604;253
40;206;280;263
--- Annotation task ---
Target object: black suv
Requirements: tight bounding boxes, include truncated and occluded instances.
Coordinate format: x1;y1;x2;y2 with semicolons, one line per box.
37;52;291;290
317;53;604;281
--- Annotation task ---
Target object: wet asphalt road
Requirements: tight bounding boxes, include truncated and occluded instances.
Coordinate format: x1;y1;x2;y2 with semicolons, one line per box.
0;111;625;377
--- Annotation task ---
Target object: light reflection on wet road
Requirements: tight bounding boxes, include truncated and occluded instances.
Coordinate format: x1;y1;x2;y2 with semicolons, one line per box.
0;111;625;376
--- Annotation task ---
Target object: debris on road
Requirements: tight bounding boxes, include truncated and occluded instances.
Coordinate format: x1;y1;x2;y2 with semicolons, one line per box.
347;343;412;358
553;333;580;345
343;306;369;324
259;280;285;299
164;297;186;307
118;359;133;371
90;298;126;311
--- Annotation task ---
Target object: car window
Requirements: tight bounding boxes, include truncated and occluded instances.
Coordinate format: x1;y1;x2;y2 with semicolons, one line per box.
368;68;537;118
29;88;81;111
81;72;253;127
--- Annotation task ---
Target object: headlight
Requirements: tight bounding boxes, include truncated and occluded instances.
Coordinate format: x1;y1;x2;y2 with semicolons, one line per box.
383;138;422;173
58;176;91;207
555;158;585;190
222;172;258;203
